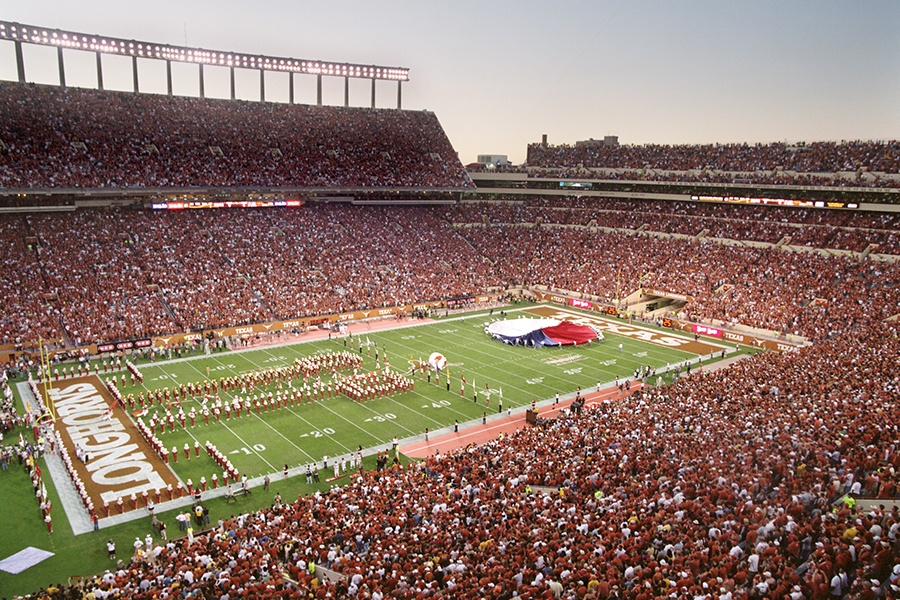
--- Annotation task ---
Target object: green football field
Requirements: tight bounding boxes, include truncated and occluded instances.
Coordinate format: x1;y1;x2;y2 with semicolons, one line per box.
107;305;701;483
0;304;724;596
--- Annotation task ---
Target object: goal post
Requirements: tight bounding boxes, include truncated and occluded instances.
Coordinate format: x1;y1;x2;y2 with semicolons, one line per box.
38;338;56;423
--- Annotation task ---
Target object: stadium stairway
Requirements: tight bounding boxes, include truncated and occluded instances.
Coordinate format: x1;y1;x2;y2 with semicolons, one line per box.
861;243;878;259
153;294;183;331
249;288;277;321
57;316;75;348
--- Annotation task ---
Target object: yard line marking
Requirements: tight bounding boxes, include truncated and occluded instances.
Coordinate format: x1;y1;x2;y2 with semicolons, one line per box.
229;349;364;455
180;357;282;470
383;333;548;400
395;309;694;395
283;404;366;456
250;346;459;436
243;410;316;463
219;420;278;471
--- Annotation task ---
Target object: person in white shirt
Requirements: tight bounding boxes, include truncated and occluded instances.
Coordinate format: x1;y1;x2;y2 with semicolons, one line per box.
830;572;843;597
747;553;760;574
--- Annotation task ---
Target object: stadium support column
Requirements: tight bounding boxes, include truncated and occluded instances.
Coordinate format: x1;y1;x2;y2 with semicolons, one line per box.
317;74;323;106
199;64;205;98
14;40;25;83
344;76;349;107
58;46;66;88
230;66;236;100
260;69;265;102
289;72;294;104
371;78;376;108
397;80;402;109
132;55;138;93
96;51;104;90
166;60;173;96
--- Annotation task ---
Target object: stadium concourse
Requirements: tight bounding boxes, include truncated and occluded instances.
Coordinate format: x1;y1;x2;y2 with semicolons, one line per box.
0;82;899;598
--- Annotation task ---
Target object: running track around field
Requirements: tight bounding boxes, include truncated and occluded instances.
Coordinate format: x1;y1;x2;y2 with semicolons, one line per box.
399;383;644;459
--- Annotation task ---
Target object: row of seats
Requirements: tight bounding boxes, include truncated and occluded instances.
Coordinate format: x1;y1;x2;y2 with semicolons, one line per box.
518;166;900;188
444;198;900;253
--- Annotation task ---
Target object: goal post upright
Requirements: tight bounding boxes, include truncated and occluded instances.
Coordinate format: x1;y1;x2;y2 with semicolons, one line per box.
38;337;55;423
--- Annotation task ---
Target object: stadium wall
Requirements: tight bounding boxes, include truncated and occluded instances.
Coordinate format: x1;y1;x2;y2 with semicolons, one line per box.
0;295;504;364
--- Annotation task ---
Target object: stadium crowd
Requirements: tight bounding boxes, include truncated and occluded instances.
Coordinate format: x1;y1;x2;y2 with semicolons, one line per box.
444;199;900;254
519;167;900;189
525;141;900;178
0;214;62;347
201;204;494;321
26;211;181;346
0;82;471;190
2;197;900;348
452;222;899;339
0;193;898;596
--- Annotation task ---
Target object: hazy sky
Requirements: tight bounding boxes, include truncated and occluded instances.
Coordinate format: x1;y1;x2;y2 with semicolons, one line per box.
3;1;899;164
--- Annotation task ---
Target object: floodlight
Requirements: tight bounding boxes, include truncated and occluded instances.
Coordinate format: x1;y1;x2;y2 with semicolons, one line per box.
0;19;409;82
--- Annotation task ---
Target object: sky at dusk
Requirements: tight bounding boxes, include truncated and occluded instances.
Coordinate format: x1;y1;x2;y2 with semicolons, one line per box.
2;1;899;165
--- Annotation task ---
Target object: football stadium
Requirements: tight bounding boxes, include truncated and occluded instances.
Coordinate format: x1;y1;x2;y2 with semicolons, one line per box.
1;14;900;600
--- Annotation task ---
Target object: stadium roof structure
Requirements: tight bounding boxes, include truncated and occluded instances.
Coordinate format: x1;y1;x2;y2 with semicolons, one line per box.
0;20;409;107
0;21;408;80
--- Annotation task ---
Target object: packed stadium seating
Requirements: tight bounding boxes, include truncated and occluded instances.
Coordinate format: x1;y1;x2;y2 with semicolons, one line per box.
0;82;471;190
522;167;900;188
525;141;900;188
0;214;61;347
2;197;900;348
24;321;900;599
445;198;900;254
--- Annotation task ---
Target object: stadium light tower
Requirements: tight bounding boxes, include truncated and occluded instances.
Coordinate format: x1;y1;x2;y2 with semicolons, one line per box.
0;21;410;108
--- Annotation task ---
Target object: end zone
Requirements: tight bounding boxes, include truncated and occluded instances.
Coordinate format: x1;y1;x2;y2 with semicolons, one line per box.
42;376;181;515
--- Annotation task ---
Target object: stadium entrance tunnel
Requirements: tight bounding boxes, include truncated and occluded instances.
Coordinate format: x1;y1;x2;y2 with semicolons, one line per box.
625;289;689;318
